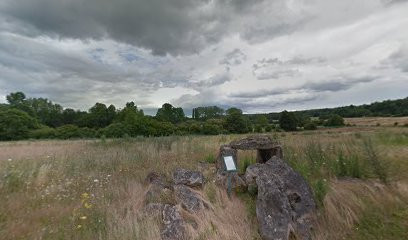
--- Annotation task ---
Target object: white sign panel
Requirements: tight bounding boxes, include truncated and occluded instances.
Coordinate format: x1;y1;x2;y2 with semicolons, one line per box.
223;156;236;171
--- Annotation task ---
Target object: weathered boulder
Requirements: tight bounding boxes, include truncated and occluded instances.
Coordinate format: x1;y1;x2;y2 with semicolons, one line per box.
161;204;187;240
145;172;175;205
174;184;209;213
173;168;204;187
245;156;316;240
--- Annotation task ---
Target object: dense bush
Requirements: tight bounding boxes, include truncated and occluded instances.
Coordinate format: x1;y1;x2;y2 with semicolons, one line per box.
0;108;38;140
324;114;345;127
304;122;317;130
29;126;56;139
101;123;129;138
55;125;95;139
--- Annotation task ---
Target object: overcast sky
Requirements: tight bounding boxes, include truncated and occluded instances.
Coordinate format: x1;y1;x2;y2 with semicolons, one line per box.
1;0;407;114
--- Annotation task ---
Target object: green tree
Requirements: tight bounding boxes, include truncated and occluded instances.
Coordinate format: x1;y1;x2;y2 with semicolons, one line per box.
6;92;26;105
115;102;147;136
256;115;269;126
224;107;249;133
156;103;185;123
0;108;38;140
279;110;298;131
324;114;345;127
192;106;224;120
85;103;116;128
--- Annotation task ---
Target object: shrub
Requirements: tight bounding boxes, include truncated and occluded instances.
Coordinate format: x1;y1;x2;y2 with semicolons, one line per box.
304;122;317;130
324;114;345;127
0;108;39;140
55;125;83;139
201;123;222;135
101;123;129;138
265;125;273;132
29;126;56;139
254;124;263;133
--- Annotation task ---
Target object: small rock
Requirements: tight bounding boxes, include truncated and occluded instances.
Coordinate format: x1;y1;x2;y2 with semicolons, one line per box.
143;203;165;216
161;205;187;240
173;168;204;187
145;172;174;205
174;185;208;213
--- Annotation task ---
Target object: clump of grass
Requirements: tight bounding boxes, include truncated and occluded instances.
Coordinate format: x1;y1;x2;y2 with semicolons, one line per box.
312;179;328;207
239;156;255;174
236;191;257;220
204;153;216;164
205;183;217;204
335;151;363;179
351;205;408;240
363;138;387;183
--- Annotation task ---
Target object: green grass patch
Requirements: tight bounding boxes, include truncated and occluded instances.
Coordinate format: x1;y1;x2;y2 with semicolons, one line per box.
351;205;408;240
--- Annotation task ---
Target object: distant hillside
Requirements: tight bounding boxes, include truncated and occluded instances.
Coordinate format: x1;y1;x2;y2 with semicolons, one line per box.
247;97;408;121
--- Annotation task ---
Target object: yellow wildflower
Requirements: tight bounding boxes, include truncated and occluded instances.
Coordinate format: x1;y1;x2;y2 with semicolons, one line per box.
81;193;89;199
77;225;82;229
84;202;92;209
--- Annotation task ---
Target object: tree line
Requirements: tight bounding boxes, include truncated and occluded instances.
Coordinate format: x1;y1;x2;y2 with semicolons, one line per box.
3;92;404;141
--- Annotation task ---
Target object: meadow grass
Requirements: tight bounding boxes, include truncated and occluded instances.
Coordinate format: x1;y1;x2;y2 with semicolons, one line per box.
0;127;407;239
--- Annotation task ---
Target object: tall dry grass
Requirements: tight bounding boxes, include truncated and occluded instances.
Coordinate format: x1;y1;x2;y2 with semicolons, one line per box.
0;127;407;239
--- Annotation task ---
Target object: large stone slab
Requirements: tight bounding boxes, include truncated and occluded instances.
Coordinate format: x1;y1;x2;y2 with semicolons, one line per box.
245;156;316;240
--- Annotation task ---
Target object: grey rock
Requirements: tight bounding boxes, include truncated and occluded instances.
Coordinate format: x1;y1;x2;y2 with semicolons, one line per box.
161;204;187;240
229;135;280;150
173;168;204;187
174;184;208;213
144;203;165;216
145;172;174;205
245;156;316;240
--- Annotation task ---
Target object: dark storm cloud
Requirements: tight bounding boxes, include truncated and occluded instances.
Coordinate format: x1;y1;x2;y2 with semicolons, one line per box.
0;0;309;55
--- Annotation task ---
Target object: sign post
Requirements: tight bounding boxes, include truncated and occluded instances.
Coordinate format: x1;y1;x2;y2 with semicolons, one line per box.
223;155;237;198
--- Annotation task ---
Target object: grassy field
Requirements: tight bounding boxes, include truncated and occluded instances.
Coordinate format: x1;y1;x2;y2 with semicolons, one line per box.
345;116;408;127
0;126;407;239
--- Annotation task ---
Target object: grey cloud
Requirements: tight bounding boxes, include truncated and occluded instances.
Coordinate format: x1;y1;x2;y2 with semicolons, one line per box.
185;73;231;91
230;75;378;99
252;56;326;80
220;49;247;66
256;69;300;80
383;47;408;72
171;88;318;113
0;33;190;109
0;0;312;55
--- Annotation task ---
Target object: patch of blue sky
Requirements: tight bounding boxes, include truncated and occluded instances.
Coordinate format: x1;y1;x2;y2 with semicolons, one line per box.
88;48;105;63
